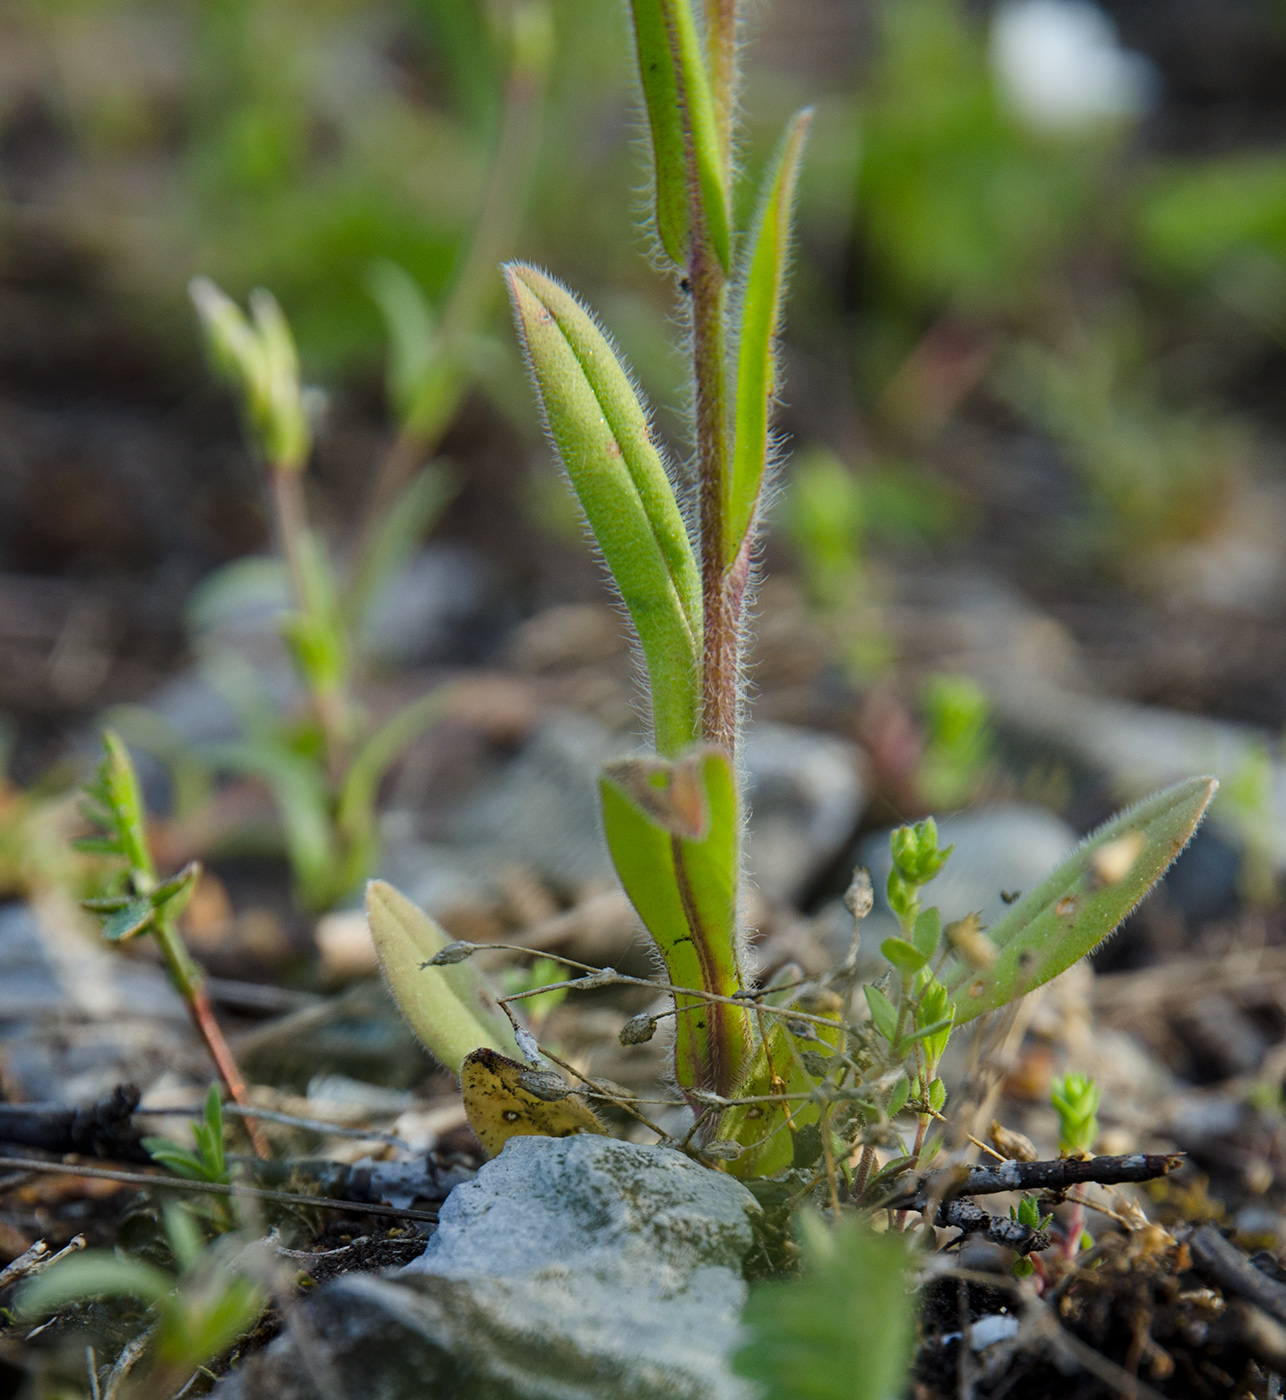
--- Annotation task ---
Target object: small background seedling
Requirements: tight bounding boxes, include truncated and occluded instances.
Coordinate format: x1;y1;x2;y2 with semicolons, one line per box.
78;733;268;1157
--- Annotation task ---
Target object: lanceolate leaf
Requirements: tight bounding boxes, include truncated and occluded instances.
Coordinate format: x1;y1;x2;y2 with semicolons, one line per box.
505;264;700;754
97;730;154;879
629;0;689;264
946;776;1217;1022
600;747;751;1095
366;880;520;1076
726;109;811;560
628;0;731;269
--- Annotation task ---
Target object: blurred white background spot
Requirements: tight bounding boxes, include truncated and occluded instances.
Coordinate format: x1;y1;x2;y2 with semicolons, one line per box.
991;0;1159;131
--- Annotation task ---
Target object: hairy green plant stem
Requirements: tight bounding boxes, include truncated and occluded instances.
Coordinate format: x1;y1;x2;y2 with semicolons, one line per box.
691;238;740;753
703;0;738;167
270;467;350;783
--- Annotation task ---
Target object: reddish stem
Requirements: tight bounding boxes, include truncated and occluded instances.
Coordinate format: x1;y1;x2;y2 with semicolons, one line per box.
187;982;270;1159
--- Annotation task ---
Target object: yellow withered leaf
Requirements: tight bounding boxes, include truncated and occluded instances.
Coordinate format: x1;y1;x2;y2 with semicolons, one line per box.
461;1048;607;1157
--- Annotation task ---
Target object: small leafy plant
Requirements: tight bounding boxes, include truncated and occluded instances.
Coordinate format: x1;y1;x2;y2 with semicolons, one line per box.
143;1085;233;1187
132;7;555;916
1051;1071;1100;1259
19;1204;265;1399
183;278;456;912
1051;1072;1101;1158
369;0;1216;1189
79;732;267;1156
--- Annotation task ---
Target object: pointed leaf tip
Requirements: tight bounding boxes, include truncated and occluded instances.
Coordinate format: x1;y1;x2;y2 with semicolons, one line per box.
627;0;731;269
504;263;700;754
366;879;519;1075
947;775;1217;1022
726;108;812;559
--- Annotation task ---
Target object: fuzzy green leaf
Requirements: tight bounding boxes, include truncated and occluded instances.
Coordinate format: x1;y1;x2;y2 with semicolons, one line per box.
600;747;750;1094
627;0;730;268
734;1214;916;1400
20;1254;174;1317
887;1075;910;1117
912;907;942;961
726;108;811;558
628;0;689;263
366;879;520;1077
947;776;1217;1022
505;264;700;754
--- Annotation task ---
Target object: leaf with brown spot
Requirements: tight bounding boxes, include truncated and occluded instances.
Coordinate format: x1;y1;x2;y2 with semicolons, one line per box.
461;1048;606;1157
945;777;1217;1022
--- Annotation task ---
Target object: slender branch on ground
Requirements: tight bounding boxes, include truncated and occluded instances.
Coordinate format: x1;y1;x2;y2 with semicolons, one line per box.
886;1152;1185;1210
0;1155;439;1224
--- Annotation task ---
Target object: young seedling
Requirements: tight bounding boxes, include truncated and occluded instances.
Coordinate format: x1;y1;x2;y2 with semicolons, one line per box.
1010;1194;1054;1278
1052;1072;1101;1158
188;279;457;911
368;0;1216;1199
173;8;558;915
79;732;268;1157
19;1203;265;1399
143;1085;233;1187
1051;1070;1100;1260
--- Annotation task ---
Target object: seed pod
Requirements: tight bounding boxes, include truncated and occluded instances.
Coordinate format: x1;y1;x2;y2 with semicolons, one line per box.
425;940;477;967
517;1068;572;1102
619;1012;658;1046
844;868;874;921
990;1120;1039;1163
944;913;996;970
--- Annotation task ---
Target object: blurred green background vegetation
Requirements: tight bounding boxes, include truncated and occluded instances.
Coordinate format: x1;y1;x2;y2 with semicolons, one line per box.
3;0;1286;895
4;0;1285;578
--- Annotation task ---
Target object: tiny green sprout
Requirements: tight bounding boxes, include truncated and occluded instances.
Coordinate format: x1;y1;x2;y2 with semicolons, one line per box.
917;674;993;810
1051;1072;1101;1156
1010;1194;1053;1277
19;1204;265;1386
79;733;267;1157
142;1086;231;1186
